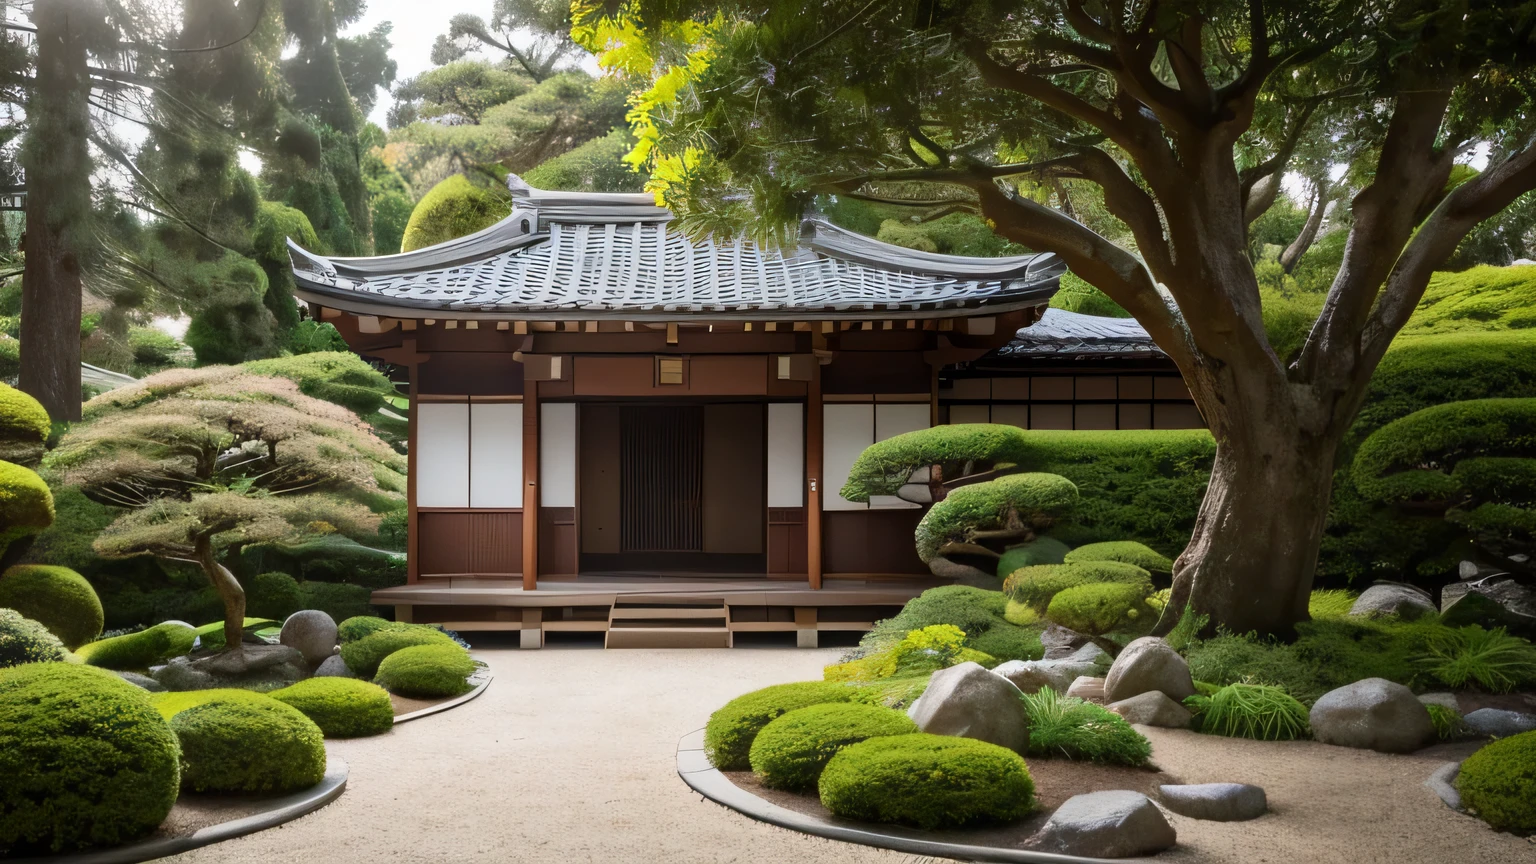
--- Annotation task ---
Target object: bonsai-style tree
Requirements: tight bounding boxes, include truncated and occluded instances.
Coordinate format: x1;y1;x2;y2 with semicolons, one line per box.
914;472;1078;576
577;0;1536;636
840;424;1029;505
45;367;406;655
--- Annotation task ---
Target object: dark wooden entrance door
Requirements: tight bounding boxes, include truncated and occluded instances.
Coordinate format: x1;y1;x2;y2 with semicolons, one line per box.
620;405;704;552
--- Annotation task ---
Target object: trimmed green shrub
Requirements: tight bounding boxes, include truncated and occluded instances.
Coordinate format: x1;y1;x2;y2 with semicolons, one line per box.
840;424;1030;503
1456;729;1536;834
170;694;326;793
1353;398;1536;506
914;473;1078;561
704;681;869;770
374;643;476;698
1307;589;1358;620
1004;561;1152;613
1022;686;1151;766
269;678;396;737
246;572;303;621
338;615;397;643
1354;330;1536;440
151;687;272;720
521;127;648;193
0;565;103;649
1187;683;1310;740
0;382;49;466
995;536;1070;580
400;175;510;252
0;460;54;557
0;663;180;854
1045;581;1156;636
749;702;919;791
77;622;197;670
300;581;377;623
1402;265;1536;336
0;608;67;667
818;733;1035;829
1063;540;1174;575
340;625;458;678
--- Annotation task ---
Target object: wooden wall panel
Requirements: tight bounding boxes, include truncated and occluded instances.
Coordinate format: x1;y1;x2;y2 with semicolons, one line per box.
539;507;577;577
822;510;927;575
467;512;521;574
418;512;469;575
418;353;524;396
690;355;768;394
580;404;622;554
418;511;521;576
574;356;654;395
703;403;764;554
823;351;931;394
768;507;808;574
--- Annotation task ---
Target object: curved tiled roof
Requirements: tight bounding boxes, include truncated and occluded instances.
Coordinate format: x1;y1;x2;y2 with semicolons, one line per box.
993;308;1163;357
288;177;1065;320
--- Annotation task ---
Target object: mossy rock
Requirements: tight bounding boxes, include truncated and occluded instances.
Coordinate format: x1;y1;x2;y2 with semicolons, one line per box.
400;175;511;252
995;537;1070;580
704;681;870;770
1003;560;1152;613
76;622;197;671
1456;729;1536;834
373;643;476;698
0;608;67;668
0;565;104;649
269;678;396;738
1063;540;1174;575
748;702;919;791
818;733;1035;829
0;383;49;466
0;663;180;854
170;694;327;793
339;625;457;678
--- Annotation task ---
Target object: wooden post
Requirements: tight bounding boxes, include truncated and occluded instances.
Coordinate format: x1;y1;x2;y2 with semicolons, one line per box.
807;357;823;590
522;380;540;591
406;372;420;583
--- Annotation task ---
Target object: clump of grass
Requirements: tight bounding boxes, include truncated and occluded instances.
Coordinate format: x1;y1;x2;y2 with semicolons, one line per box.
1307;589;1358;620
1189;682;1310;741
1415;626;1536;693
1162;603;1209;654
1425;703;1467;740
1020;686;1151;766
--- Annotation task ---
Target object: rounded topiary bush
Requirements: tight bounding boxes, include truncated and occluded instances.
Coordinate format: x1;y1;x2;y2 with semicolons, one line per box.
400;175;511;252
77;622;198;670
915;473;1079;561
1004;560;1152;613
995;536;1070;580
170;694;327;793
246;572;303;621
818;733;1035;829
1456;729;1536;834
0;663;180;854
0;564;104;649
373;643;476;698
749;702;919;791
0;460;54;554
1045;581;1156;636
269;678;396;738
340;624;457;678
0;608;66;668
337;614;397;643
704;681;869;770
0;382;50;466
1063;540;1174;575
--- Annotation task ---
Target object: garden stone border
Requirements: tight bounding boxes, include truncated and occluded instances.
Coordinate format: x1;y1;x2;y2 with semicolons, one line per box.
11;758;349;864
675;729;1119;864
1425;761;1463;812
392;665;493;724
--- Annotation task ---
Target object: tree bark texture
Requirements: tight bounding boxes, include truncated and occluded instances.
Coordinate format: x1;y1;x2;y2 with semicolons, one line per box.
197;535;247;653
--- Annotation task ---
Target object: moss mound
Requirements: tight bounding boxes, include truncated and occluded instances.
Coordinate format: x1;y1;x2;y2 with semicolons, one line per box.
269;678;396;738
337;614;398;643
76;622;198;670
150;687;272;720
0;565;104;648
1046;581;1156;635
0;460;54;553
818;733;1035;829
400;175;511;252
340;624;457;678
246;572;302;621
749;702;920;791
0;663;180;854
0;383;49;466
995;537;1070;580
1063;540;1174;575
0;608;67;668
1456;729;1536;834
170;694;327;793
914;473;1078;561
1004;560;1153;613
704;681;869;770
373;643;476;698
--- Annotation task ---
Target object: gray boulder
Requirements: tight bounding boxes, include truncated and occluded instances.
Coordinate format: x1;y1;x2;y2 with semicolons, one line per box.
110;670;166;692
1440;575;1536;636
314;654;354;678
1040;624;1095;660
926;555;996;588
1067;676;1106;703
1158;783;1267;822
1103;637;1194;704
1462;708;1536;738
1109;690;1193;728
1349;582;1436;621
993;643;1107;695
1310;678;1435;753
907;661;1029;754
1029;791;1176;858
281;610;340;667
151;643;308;692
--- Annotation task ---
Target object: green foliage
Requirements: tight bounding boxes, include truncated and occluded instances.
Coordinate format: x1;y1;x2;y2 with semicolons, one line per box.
287;321;351;355
370;190;413;255
338;615;395;643
150;687;272;720
1308;590;1359;620
822;196;1026;258
840;424;1030;503
0;565;103;649
0;663;180;855
995;537;1070;579
1021;686;1151;766
127;327;184;374
748;702;919;791
1456;730;1536;834
76;622;197;671
523;128;647;192
26;485;119;572
247;572;302;620
856;586;1043;666
400;174;511;252
373;643;477;698
300;581;377;622
1050;272;1131;317
1063;541;1174;574
1162;604;1209;654
1045;581;1156;637
251;201;321;336
0;608;67;668
0;460;55;558
914;473;1079;561
1413;626;1536;694
268;678;395;738
1004;561;1152;614
242;351;396;418
170;695;326;793
1259;284;1325;363
0;382;50;465
1188;683;1310;741
818;734;1035;829
340;625;458;678
1401;265;1536;336
703;681;870;770
1426;703;1467;740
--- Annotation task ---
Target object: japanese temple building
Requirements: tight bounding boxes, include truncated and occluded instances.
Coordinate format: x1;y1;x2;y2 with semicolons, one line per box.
288;178;1201;648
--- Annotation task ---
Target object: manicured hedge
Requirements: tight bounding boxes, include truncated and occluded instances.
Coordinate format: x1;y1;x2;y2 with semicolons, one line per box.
1400;265;1536;336
840;424;1030;502
0;608;66;668
77;622;197;670
339;624;457;678
749;703;919;791
246;572;302;621
0;460;54;556
1456;729;1536;834
1063;541;1174;575
994;536;1070;580
704;681;869;770
1352;330;1536;441
170;695;327;793
1353;398;1536;508
373;644;476;698
1004;561;1152;613
1045;581;1155;636
0;564;103;649
914;472;1078;561
0;663;180;854
818;733;1035;829
269;678;396;737
0;383;49;466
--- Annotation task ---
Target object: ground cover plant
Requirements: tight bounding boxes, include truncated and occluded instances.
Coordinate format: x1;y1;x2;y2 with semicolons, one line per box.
1455;730;1536;835
1021;686;1151;766
373;644;477;698
1185;683;1311;741
0;564;103;649
0;608;66;668
75;622;197;671
838;586;1044;681
748;702;919;791
703;681;870;770
268;678;396;738
817;734;1035;829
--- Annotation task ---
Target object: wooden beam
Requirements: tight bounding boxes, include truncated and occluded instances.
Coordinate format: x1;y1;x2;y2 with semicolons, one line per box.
407;370;420;583
807;358;824;591
522;379;540;591
666;322;679;345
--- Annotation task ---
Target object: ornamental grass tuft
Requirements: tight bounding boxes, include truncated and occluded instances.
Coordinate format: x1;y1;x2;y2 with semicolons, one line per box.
1021;686;1151;766
1186;682;1310;741
1413;625;1536;693
1307;589;1359;621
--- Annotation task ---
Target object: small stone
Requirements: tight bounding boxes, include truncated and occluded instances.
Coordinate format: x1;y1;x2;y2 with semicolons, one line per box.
1458;560;1479;580
907;661;1029;754
1462;708;1536;738
1158;783;1267;821
1067;676;1106;703
993;644;1106;695
1040;624;1094;660
1028;791;1176;858
1349;581;1436;621
1418;692;1460;713
280;610;340;667
1109;691;1193;728
1103;637;1195;704
314;654;353;678
1310;678;1435;753
110;670;166;692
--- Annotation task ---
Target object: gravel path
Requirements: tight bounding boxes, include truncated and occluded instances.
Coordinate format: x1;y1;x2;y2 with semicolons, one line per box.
166;639;1532;864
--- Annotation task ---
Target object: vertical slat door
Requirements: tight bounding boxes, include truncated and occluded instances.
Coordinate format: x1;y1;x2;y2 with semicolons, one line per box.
621;405;704;551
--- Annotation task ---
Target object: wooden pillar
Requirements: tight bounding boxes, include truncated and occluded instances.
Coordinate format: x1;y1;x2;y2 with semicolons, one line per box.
807;358;823;590
522;381;539;591
406;371;420;583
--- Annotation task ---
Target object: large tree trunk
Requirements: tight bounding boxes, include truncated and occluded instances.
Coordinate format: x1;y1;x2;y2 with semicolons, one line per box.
20;1;96;421
196;536;246;653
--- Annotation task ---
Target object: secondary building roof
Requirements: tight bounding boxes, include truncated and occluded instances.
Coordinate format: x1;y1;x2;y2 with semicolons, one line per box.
992;308;1163;359
287;177;1065;321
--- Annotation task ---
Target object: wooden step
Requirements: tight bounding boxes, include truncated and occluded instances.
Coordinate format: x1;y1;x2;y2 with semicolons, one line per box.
606;600;730;648
604;626;731;649
610;606;727;620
